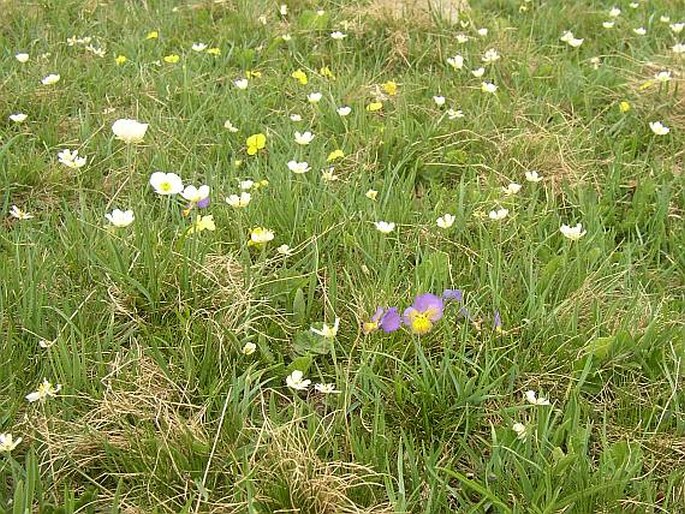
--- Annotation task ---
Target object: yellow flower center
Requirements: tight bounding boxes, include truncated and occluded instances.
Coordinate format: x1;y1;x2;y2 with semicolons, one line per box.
410;314;433;335
160;182;172;192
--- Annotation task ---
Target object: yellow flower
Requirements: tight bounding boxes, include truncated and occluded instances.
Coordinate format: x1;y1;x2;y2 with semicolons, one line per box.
319;66;335;80
188;215;216;234
206;47;221;55
246;133;266;155
163;54;180;63
291;69;308;85
146;30;159;40
639;80;654;91
254;179;269;189
619;101;631;113
366;102;383;112
326;149;345;162
381;80;398;96
115;55;127;65
246;69;262;78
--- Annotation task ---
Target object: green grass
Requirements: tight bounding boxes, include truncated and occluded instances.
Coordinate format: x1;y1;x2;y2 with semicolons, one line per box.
1;0;684;512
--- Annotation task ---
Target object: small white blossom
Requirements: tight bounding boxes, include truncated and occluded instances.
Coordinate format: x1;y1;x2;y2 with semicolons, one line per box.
307;92;323;103
9;113;28;123
525;170;543;182
447;54;464;69
242;342;257;355
311;318;340;339
57;149;87;169
502;183;522;195
41;73;60;85
26;378;61;402
287;160;311;174
192;43;208;52
9;205;33;220
488;208;509;220
315;383;341;394
286;370;311;391
15;53;29;63
234;78;248;89
330;31;347;40
560;223;587;241
374;221;395;233
649;121;670;136
433;95;446;107
436;214;456;229
225;192;252;208
471;67;485;78
105;209;134;228
0;434;22;453
336;106;352;117
525;390;550;406
294;131;314;145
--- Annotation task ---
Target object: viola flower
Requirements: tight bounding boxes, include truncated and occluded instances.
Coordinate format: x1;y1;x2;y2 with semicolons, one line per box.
307;92;323;104
150;172;183;195
433;95;446;107
9;205;33;220
291;69;308;85
494;311;503;333
362;307;401;334
180;185;210;205
337;106;352;117
381;81;398;96
311;317;340;339
234;78;248;89
0;434;22;453
26;378;61;402
436;213;456;229
249;227;275;245
242;342;257;355
447;54;464;69
105;209;134;228
286;370;311;391
403;293;444;335
560;223;587;240
525;170;543;182
366;102;383;112
287;160;311;174
649;121;670;136
191;42;208;52
9;113;28;123
57;149;87;169
41;73;60;85
15;52;29;63
327;149;345;162
246;133;266;155
225;192;251;208
442;289;463;302
314;383;341;394
481;82;497;93
488;207;509;220
525;390;550;406
294;131;314;145
373;221;395;233
112;118;148;143
187;215;216;234
502;183;522;195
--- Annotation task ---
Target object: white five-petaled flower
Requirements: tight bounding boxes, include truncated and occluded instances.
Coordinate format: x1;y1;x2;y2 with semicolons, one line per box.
239;179;254;190
294;131;314;145
321;167;339;181
9;113;28;123
57;149;87;169
525;170;543;182
234;78;248;89
242;342;257;355
337;106;352;117
311;317;340;339
277;244;292;255
560;223;587;241
15;52;29;63
181;185;210;203
26;378;61;402
330;31;347;40
608;7;621;17
481;82;497;93
447;54;464;69
671;23;684;34
374;221;395;233
525;390;550;406
0;433;22;453
602;21;615;29
560;31;584;47
488;208;509;220
290;113;303;122
654;71;672;83
456;33;469;43
436;213;456;229
286;370;311;391
477;27;488;37
307;92;322;103
249;227;275;245
512;422;527;441
226;192;252;208
447;109;464;119
482;48;500;64
649;121;670;135
433;95;446;107
315;383;341;394
41;73;60;85
224;120;239;132
191;42;208;52
112;118;148;143
287;160;311;174
105;209;134;228
633;27;647;36
503;183;522;195
672;43;685;54
365;189;378;200
149;171;184;195
471;67;485;78
9;205;33;220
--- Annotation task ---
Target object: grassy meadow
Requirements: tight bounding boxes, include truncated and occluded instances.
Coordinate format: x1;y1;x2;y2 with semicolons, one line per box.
1;0;684;512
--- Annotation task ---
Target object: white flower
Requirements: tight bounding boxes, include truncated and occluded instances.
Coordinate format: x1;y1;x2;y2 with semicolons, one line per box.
191;43;208;52
337;106;352;117
477;27;488;37
321;167;339;181
290;113;303;122
224;120;239;132
311;317;340;338
279;4;288;15
567;37;584;47
649;121;670;136
374;221;395;233
234;78;248;89
456;33;469;43
307;92;322;103
250;227;275;244
481;82;497;93
41;73;60;85
671;23;684;34
330;31;347;40
609;7;621;17
105;209;134;228
282;34;292;42
225;192;251;208
38;339;55;348
602;21;615;29
26;378;61;402
15;53;29;63
57;149;87;169
433;95;446;107
286;370;311;391
85;45;106;57
471;67;485;78
365;189;378;200
660;16;671;23
560;31;574;42
488;208;509;220
502;182;522;195
9;113;28;123
242;342;257;355
294;131;314;145
629;1;638;7
277;244;293;255
180;185;210;203
436;213;456;229
316;8;325;15
0;434;22;453
257;14;268;25
589;56;601;69
654;71;672;83
287;160;311;174
560;223;587;240
447;54;464;69
239;179;255;190
673;43;685;54
447;109;464;119
149;171;184;195
512;422;527;441
525;390;550;406
525;170;543;182
112;118;148;143
482;48;500;64
633;27;647;36
9;205;33;220
315;383;341;394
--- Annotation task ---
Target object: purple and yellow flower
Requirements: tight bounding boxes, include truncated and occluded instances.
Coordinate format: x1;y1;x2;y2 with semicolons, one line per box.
442;289;463;302
494;311;503;333
362;307;401;334
403;293;444;335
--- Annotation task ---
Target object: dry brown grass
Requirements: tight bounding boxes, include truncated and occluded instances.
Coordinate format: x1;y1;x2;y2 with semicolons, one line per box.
360;0;469;24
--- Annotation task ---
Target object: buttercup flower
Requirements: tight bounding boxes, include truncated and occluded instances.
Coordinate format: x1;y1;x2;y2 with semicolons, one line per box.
362;307;401;334
287;160;311;174
115;55;127;65
57;149;87;169
525;390;550;406
286;370;311;391
560;223;586;240
0;434;22;453
105;209;134;228
436;213;456;229
242;342;257;355
41;73;60;85
488;207;509;220
525;170;542;182
337;106;352;117
15;52;29;63
26;378;61;402
112;118;148;143
294;131;314;145
374;221;395;233
311;317;340;338
327;149;345;162
246;133;266;155
619;101;631;113
403;293;444;335
163;54;180;63
149;171;183;195
249;227;275;245
9;113;28;123
10;205;33;220
226;192;251;208
366;101;383;112
291;69;308;85
307;92;322;103
146;30;159;39
187;215;216;234
381;80;398;96
649;121;670;136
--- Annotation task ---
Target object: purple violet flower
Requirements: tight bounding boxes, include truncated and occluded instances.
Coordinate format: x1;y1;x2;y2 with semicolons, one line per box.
494;311;503;333
402;293;444;335
363;307;401;334
196;197;211;209
442;289;463;302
